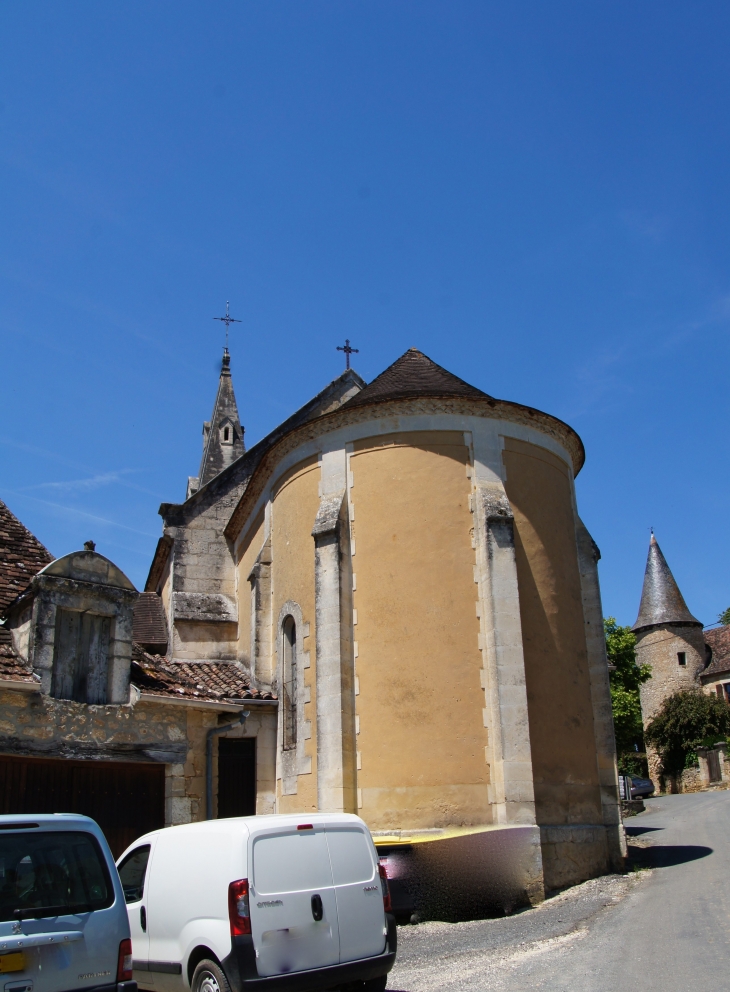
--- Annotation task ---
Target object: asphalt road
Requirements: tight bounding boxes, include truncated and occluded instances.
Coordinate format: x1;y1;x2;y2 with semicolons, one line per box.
389;791;730;992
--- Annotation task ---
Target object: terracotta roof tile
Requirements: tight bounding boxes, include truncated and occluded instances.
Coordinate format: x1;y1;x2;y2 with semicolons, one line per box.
0;627;40;685
132;593;168;650
0;500;54;614
342;348;492;409
131;645;276;703
702;626;730;679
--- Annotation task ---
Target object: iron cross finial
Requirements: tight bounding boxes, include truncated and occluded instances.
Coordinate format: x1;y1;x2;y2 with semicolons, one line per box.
337;338;359;370
213;301;242;352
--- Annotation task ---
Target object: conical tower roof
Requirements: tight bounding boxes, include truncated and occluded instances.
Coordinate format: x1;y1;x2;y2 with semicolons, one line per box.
342;347;492;408
632;534;701;632
198;349;245;488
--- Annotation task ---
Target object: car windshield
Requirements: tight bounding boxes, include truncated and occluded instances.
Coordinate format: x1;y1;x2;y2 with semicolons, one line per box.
0;830;113;921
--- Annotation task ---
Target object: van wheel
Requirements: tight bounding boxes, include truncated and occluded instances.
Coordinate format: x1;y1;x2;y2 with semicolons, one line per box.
191;959;231;992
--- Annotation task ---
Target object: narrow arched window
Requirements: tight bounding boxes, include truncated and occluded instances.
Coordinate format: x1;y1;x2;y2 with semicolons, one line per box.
282;615;297;750
224;427;230;441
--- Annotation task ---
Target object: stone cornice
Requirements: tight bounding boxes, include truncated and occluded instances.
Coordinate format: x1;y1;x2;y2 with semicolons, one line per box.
225;394;584;542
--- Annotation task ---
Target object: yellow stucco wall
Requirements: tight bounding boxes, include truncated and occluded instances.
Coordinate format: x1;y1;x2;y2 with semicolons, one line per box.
236;509;265;664
270;456;319;812
502;436;601;825
350;432;488;831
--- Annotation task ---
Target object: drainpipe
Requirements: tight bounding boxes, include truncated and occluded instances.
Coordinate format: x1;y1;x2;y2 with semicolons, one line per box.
206;710;250;820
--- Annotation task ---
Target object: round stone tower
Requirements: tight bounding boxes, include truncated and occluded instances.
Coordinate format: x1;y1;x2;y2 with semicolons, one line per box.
633;534;705;790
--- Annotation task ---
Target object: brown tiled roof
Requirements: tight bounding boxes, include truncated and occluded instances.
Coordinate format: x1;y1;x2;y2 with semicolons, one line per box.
132;593;168;650
702;626;730;679
343;348;492;409
131;645;276;703
0;627;40;685
0;500;54;614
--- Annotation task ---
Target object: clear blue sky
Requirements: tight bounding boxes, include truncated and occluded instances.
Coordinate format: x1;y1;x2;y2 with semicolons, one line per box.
1;2;729;627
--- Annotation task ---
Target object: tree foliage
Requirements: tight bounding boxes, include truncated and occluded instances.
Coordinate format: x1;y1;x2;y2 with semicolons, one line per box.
644;689;730;776
605;618;651;758
719;607;730;626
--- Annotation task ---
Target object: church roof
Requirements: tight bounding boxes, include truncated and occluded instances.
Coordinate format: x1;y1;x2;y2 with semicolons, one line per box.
130;647;276;703
343;348;493;408
700;625;730;680
632;534;702;632
198;350;246;488
0;499;54;615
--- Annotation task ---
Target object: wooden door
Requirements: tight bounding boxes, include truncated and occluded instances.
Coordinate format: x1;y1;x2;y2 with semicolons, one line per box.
217;738;256;817
0;754;165;857
708;748;722;783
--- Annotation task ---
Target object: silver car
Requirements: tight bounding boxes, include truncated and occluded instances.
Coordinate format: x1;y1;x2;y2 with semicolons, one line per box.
0;814;136;992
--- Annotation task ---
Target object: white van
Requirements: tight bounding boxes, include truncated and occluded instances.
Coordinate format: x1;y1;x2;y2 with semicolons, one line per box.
116;814;396;992
0;813;135;992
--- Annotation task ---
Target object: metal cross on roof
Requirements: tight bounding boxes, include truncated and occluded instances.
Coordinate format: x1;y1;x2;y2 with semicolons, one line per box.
337;338;359;370
213;301;242;351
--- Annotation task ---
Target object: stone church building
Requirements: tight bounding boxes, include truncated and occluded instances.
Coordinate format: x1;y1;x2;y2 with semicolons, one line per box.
1;346;624;917
145;345;623;914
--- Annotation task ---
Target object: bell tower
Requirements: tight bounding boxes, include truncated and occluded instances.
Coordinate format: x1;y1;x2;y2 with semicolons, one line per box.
186;348;245;499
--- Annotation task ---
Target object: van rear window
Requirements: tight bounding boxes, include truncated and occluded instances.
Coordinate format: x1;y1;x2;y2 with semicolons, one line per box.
0;831;113;921
253;831;333;894
326;828;376;885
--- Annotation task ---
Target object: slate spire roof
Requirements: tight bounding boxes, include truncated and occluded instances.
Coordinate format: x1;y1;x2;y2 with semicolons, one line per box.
632;534;701;632
197;349;246;489
343;347;493;408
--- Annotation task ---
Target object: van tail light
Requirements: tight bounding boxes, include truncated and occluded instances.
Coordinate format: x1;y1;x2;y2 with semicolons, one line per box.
378;863;392;913
228;878;252;936
117;939;133;982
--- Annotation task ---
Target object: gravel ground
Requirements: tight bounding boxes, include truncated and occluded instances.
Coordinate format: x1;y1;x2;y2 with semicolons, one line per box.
387;791;730;992
388;871;645;992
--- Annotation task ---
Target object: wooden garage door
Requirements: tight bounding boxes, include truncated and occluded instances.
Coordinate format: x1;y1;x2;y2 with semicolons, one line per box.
0;755;165;858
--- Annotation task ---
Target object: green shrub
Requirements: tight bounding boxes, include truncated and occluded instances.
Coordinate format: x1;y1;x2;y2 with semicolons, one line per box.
617;752;649;778
605;618;651;760
644;689;730;777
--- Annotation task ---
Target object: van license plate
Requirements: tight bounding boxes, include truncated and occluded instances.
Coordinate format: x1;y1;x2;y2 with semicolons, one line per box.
0;954;25;974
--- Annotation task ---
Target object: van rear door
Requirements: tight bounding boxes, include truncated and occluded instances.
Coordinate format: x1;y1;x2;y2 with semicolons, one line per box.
325;824;386;962
249;823;339;977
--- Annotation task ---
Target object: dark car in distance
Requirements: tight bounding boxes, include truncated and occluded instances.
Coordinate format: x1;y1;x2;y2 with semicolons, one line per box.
631;777;655;799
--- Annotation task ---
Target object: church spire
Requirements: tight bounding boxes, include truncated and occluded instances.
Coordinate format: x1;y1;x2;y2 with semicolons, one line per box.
632;533;701;633
187;349;245;499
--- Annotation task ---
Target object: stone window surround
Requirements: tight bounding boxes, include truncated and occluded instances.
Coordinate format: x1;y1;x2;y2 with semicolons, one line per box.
276;600;312;794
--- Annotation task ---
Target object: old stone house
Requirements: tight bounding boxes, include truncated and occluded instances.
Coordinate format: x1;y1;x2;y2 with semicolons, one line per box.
142;345;624;917
0;499;275;857
700;625;730;700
